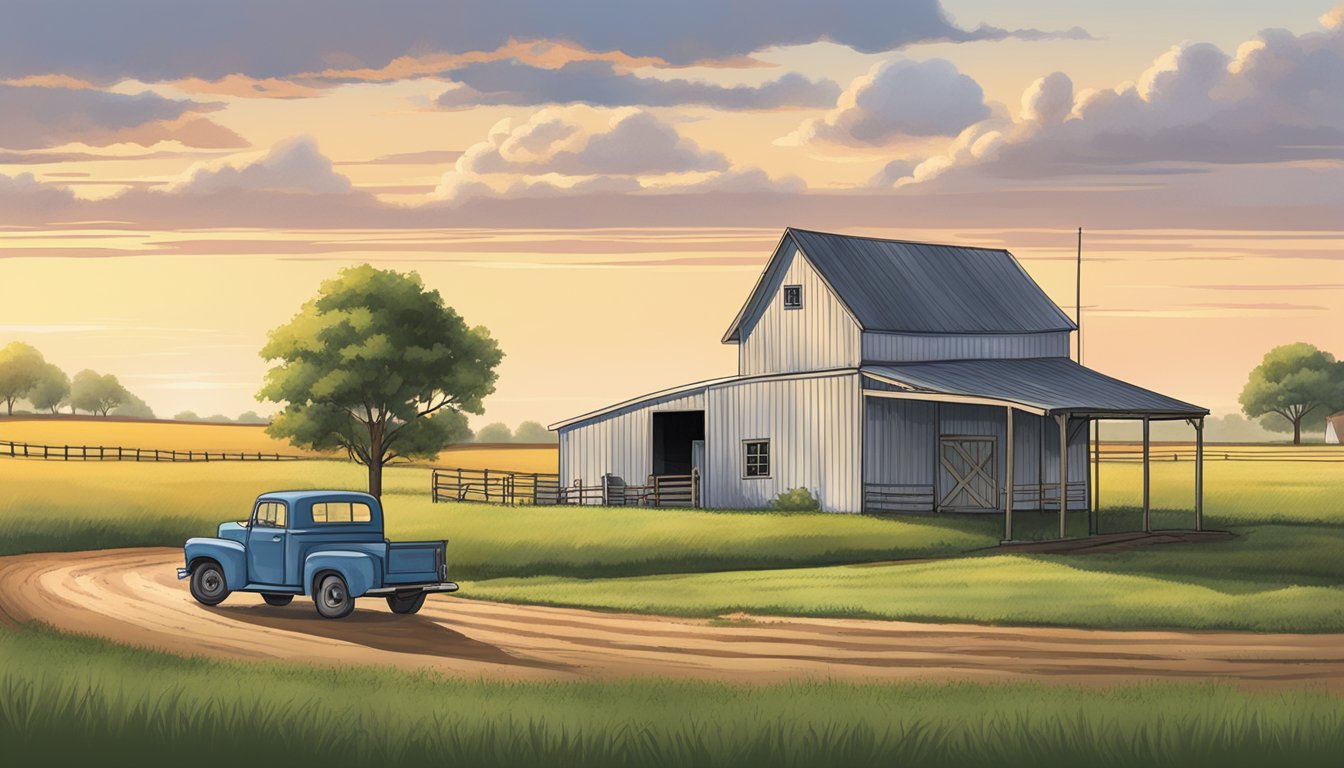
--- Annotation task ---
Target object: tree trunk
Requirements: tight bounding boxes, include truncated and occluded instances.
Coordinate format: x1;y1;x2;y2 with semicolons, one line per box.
5;399;11;416
367;461;383;499
1293;417;1302;445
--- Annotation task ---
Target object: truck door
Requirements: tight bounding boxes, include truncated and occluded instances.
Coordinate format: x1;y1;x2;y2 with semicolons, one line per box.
246;501;288;585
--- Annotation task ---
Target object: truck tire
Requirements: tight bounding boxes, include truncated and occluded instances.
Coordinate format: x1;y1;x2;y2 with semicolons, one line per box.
189;562;230;606
314;574;354;619
387;592;427;615
262;593;293;607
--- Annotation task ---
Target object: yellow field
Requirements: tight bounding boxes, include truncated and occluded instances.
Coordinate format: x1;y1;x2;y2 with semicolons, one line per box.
0;417;325;455
0;417;558;471
433;444;557;473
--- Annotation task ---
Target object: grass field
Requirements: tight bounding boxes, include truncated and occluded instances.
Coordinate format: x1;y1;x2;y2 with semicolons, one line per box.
2;455;1342;630
4;625;1342;767
0;417;559;471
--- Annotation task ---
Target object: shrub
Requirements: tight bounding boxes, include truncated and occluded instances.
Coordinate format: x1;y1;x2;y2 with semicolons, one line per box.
771;487;820;512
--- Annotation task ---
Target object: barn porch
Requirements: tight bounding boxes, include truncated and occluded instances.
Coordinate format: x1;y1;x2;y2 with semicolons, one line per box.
860;358;1209;541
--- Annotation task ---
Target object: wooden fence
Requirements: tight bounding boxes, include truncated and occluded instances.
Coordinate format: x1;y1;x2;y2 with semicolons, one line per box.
432;467;700;508
1100;446;1343;463
0;439;305;462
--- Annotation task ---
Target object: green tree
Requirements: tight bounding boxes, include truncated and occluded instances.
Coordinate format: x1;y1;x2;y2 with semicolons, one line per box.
236;410;269;424
259;265;501;498
174;410;200;421
28;363;71;414
475;422;512;443
69;370;129;416
111;391;155;419
512;420;555;443
0;342;46;416
1239;343;1344;444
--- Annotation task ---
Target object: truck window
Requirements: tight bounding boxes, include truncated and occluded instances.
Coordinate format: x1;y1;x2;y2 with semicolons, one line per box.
253;501;287;528
311;501;372;524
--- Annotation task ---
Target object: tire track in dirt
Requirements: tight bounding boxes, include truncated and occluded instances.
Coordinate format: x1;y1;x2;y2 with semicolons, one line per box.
2;547;1343;689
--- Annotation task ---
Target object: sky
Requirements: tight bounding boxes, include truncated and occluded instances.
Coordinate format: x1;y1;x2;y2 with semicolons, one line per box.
1;1;1341;429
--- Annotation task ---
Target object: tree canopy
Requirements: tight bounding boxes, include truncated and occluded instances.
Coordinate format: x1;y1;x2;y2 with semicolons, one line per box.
69;369;130;416
1239;343;1344;444
259;265;502;497
28;362;71;414
0;342;46;415
474;422;512;443
512;420;556;443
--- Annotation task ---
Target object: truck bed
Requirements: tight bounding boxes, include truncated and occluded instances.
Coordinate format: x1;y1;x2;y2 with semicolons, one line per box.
384;540;447;585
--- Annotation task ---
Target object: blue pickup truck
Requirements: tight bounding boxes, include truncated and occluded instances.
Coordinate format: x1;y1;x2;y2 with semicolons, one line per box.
177;490;457;619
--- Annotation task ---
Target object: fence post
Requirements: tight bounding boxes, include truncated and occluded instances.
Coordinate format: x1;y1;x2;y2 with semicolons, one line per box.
692;468;700;508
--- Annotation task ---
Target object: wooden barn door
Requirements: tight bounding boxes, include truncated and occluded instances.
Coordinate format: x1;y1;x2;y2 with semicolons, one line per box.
938;436;997;512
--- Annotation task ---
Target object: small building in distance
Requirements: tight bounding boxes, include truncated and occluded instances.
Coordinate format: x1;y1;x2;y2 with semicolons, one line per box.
1327;412;1344;444
551;228;1208;537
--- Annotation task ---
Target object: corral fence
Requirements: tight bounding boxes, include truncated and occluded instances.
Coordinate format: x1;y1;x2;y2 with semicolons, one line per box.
432;467;700;508
0;439;305;462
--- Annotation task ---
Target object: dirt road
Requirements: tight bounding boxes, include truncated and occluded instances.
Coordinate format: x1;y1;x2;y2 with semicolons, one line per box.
3;548;1342;689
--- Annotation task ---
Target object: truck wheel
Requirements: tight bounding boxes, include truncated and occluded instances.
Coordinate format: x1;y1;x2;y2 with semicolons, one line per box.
189;562;230;606
262;593;293;607
314;574;354;619
386;592;427;615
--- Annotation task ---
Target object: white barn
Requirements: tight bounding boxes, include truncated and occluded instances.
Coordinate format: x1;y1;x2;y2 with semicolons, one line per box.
552;229;1207;537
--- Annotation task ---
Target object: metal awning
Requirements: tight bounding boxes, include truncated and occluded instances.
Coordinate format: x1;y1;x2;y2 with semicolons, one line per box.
863;358;1207;419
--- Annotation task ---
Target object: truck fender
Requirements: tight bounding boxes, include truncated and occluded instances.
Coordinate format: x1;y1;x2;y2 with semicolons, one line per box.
184;537;246;589
304;552;378;598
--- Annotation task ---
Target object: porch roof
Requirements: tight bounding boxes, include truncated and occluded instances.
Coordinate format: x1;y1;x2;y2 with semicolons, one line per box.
863;357;1207;419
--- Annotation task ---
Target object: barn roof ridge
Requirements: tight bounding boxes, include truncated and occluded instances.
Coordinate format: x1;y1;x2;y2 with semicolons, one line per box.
722;228;1077;342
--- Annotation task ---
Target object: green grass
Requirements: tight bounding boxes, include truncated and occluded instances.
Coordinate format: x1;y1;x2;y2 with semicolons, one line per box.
4;625;1342;767
0;460;998;579
1;455;1341;629
466;523;1344;632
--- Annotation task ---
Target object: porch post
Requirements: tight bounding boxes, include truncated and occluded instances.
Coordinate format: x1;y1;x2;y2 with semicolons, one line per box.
1195;416;1204;532
1057;413;1068;539
1142;416;1151;533
1004;406;1014;542
1088;418;1097;535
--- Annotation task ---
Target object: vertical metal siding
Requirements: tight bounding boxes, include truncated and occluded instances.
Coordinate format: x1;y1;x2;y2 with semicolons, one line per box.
863;398;936;485
738;244;861;376
860;396;1091;512
705;372;861;512
557;391;707;490
861;331;1071;363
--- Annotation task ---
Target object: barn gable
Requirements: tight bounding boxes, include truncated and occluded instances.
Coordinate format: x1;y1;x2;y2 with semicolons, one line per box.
725;235;862;376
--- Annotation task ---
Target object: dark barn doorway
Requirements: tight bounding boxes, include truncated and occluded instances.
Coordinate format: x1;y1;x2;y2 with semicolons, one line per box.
652;411;705;476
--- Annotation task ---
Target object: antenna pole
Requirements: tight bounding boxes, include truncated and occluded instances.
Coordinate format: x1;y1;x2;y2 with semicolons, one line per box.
1076;226;1082;364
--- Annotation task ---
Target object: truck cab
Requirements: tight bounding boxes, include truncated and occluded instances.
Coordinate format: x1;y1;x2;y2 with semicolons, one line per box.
178;490;457;619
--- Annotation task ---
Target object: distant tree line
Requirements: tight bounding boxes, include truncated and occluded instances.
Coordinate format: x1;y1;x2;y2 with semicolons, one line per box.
472;420;556;444
173;410;271;425
0;342;152;418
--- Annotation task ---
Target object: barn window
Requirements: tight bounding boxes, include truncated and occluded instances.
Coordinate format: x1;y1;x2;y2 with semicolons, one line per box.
782;285;802;309
743;439;770;478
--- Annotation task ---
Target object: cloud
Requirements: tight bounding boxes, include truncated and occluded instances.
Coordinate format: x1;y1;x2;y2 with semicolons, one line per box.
0;171;78;215
0;83;244;150
889;11;1344;185
436;107;800;203
435;60;840;109
0;1;1087;82
780;58;991;147
165;136;353;195
456;108;729;177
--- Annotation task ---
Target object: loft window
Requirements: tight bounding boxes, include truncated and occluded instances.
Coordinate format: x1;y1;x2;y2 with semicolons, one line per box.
783;285;802;309
743;439;770;478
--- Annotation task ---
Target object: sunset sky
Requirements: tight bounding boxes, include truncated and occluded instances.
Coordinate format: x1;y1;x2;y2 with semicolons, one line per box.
2;1;1341;429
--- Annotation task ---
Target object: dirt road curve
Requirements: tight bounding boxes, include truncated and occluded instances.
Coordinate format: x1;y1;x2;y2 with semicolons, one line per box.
3;548;1343;689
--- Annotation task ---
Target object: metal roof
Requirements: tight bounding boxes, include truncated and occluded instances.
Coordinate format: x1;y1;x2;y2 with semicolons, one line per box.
725;228;1077;340
864;358;1207;418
